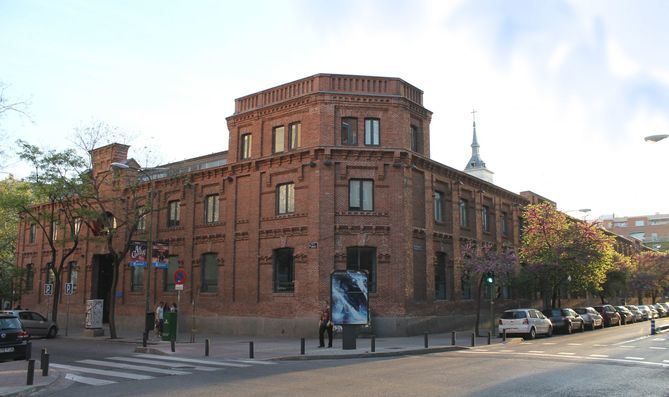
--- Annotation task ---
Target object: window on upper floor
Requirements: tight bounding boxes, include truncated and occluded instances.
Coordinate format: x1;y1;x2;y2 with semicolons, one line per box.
364;118;380;146
205;194;220;224
434;191;444;222
73;217;82;237
613;222;627;227
501;212;509;236
29;223;36;244
459;199;468;228
273;247;294;292
163;256;179;292
277;183;295;215
349;179;374;211
635;220;645;227
410;125;421;152
51;221;58;241
240;133;252;160
482;205;490;233
168;200;180;227
289;122;301;150
68;261;78;292
137;209;146;231
341;117;358;145
272;126;285;153
24;264;34;291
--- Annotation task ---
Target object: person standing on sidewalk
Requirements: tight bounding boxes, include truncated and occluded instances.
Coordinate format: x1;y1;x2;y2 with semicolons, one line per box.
155;302;164;337
318;305;333;348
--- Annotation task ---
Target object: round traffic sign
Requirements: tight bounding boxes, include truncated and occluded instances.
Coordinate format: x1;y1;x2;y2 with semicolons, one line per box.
174;269;187;285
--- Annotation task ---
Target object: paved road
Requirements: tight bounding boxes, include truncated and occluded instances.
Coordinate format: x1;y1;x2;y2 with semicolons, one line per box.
29;320;668;397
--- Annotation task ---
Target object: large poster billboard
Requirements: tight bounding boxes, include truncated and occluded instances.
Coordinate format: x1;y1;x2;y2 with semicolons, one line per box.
129;241;169;268
330;270;369;325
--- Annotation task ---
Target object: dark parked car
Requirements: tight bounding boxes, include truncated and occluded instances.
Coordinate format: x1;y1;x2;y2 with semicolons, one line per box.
0;314;30;361
541;308;585;334
615;306;635;324
593;305;621;327
574;307;604;330
625;305;644;322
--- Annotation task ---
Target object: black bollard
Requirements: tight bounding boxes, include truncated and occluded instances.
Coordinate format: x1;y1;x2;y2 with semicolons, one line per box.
205;338;210;357
503;329;507;342
41;353;49;376
451;331;456;346
142;331;148;348
40;348;46;364
371;335;376;352
424;332;429;348
487;331;491;345
171;338;175;353
26;341;32;361
300;338;305;355
471;332;476;347
26;360;35;385
249;341;254;359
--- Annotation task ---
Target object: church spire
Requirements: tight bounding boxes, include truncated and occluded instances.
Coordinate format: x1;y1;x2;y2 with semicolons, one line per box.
463;109;494;183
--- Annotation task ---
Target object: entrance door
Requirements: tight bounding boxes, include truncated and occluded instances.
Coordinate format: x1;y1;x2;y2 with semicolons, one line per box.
91;254;114;323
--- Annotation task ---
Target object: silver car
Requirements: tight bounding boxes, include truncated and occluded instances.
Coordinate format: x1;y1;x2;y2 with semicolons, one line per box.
574;307;604;330
0;310;58;338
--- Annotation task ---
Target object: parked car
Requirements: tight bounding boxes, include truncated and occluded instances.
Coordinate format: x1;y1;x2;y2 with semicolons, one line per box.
652;304;668;318
625;305;645;322
541;308;584;334
0;310;58;338
499;308;553;340
636;305;653;321
0;314;30;361
615;306;635;324
648;305;660;319
574;307;604;330
592;305;621;327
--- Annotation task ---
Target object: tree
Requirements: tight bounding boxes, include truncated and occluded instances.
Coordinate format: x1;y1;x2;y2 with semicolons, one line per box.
13;141;87;322
461;241;517;336
519;202;615;309
630;251;669;304
599;252;635;304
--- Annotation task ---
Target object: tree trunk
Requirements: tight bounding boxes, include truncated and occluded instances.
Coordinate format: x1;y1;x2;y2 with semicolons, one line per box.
51;270;61;322
108;259;120;339
475;275;484;337
551;285;558;309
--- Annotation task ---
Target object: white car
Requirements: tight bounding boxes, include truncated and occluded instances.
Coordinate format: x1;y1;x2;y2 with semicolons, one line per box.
498;308;553;340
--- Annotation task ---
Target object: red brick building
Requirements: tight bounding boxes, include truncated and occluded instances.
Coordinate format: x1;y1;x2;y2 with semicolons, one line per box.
17;74;559;336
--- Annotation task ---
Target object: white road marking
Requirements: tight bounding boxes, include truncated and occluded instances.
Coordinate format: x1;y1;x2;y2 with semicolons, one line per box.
567;343;582;346
542;342;556;345
476;349;489;352
589;354;608;358
618;345;636;348
78;359;191;375
593;344;608;347
652;338;666;341
558;352;575;355
106;356;218;371
499;349;514;353
65;373;117;386
134;354;250;368
614;335;650;345
649;347;667;350
459;350;669;368
663;360;669;363
228;359;277;365
624;357;645;361
528;350;544;353
51;364;154;380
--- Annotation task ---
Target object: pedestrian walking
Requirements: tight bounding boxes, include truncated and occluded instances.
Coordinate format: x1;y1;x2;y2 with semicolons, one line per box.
170;302;177;312
155;302;164;337
318;304;333;348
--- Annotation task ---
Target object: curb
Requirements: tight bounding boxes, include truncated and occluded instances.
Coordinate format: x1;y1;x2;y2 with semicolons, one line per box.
270;345;468;361
0;370;62;397
134;346;169;355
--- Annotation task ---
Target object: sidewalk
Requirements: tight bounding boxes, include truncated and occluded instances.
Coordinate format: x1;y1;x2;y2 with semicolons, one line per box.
0;359;60;397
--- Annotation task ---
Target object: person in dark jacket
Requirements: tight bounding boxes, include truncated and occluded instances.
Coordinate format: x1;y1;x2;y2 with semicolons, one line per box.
318;305;333;348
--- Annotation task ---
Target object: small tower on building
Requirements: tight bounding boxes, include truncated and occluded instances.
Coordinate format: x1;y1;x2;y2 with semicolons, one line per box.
464;109;494;184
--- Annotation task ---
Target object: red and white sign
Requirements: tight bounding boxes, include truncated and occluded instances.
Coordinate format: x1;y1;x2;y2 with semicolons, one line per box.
174;269;187;285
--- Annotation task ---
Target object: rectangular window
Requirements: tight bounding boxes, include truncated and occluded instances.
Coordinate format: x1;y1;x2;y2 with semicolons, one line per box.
459;199;468;228
68;261;78;292
288;122;301;150
273;248;294;292
349;179;374;211
434;191;444;222
635;220;645;226
482;205;490;233
272;126;285;153
347;246;377;292
462;273;472;299
137;210;146;231
168;200;180;227
364;118;380;145
240;133;252;160
29;223;36;243
435;252;447;300
73;218;82;237
52;221;58;241
25;264;34;292
501;212;508;235
276;183;295;215
410;125;420;152
45;264;55;284
163;256;179;292
205;194;220;224
131;266;144;292
341;117;358;145
518;216;524;240
201;253;218;293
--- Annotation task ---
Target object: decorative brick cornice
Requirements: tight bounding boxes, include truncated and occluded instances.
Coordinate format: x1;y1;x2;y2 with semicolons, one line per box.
234;231;249;241
335;211;389;217
194;234;225;244
334;224;390;235
259;226;308;239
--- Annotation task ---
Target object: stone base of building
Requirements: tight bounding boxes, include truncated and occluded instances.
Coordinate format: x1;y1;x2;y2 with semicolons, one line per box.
82;328;105;337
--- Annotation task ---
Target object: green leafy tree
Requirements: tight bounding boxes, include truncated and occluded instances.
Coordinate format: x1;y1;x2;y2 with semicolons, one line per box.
519;202;615;309
630;251;669;304
598;252;635;304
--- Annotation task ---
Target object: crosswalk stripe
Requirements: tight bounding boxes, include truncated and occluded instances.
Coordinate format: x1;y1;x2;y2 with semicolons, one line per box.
51;364;154;380
134;354;250;368
65;373;117;386
106;356;218;371
589;354;608;358
78;359;192;375
229;359;277;365
649;347;666;350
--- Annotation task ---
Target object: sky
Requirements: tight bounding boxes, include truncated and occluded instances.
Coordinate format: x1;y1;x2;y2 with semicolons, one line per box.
1;0;669;219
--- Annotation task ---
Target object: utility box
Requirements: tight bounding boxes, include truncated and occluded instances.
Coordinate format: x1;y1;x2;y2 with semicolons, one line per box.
162;311;177;341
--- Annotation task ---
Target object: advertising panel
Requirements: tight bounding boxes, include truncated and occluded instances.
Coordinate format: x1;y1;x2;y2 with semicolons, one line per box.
330;270;369;325
128;241;169;268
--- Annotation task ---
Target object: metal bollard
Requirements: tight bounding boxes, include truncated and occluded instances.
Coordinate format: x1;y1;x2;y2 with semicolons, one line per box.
171;338;175;353
300;338;305;355
26;360;35;385
471;332;476;347
205;338;210;357
424;332;429;348
26;341;32;361
487;331;491;345
451;331;456;346
41;353;49;376
371;335;376;352
249;341;254;359
142;331;148;348
503;329;507;342
651;319;656;335
40;348;46;364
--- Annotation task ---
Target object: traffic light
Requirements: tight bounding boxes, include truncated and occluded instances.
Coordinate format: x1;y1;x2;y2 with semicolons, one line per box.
484;272;495;284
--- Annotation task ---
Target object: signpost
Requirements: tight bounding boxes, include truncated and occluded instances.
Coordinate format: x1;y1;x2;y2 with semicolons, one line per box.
173;269;187;341
64;283;73;336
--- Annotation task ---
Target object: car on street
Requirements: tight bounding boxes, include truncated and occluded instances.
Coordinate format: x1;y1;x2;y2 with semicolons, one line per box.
541;308;584;334
0;314;30;361
498;308;553;340
625;305;645;322
648;305;660;319
614;306;635;324
636;305;653;320
574;307;604;330
592;305;621;327
0;310;58;338
652;303;667;317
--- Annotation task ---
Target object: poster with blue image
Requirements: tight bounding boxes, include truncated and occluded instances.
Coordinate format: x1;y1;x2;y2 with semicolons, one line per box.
331;270;369;325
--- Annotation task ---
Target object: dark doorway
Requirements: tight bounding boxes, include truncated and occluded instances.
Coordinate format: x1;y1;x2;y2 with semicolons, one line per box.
91;254;114;323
